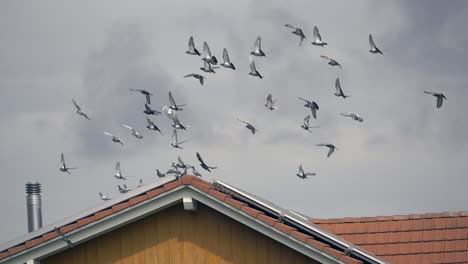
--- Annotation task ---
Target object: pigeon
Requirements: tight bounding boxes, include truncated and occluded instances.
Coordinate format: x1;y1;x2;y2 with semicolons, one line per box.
122;124;143;139
202;42;218;65
169;92;186;111
196;152;217;172
137;179;143;188
184;73;206;85
301;115;320;132
200;60;218;74
156;169;166;178
163;105;177;121
172;116;189;130
59;153;77;174
250;37;266;57
320;55;342;68
99;192;112;201
144;104;161;115
114;161;127;180
285;24;306;46
369;34;384;54
221;48;236;70
146;118;163;135
296;165;316;179
186;36;201;56
129;89;152;104
335;78;351;99
191;166;202;177
424;91;447;108
311;26;327;47
237;118;258;135
104;132;124;146
341;112;364;122
171;129;189;149
249;56;263;79
166;167;178;175
118;184;131;193
316;144;339;158
265;94;278;111
298;97;319;119
72;99;91;120
177;156;190;169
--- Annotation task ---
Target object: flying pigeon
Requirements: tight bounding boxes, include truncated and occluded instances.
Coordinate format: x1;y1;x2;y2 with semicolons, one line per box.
298;97;319;119
196;152;217;172
285;24;306;46
265;94;278;111
122;124;143;139
59;153;77;174
156;169;166;178
146;118;163;135
177;156;190;169
129;89;152;104
250;37;266;57
202;41;218;65
186;36;201;56
114;161;127;180
335;78;351;99
249;56;263;79
171;129;189;149
166;167;178;175
369;34;384;54
301;115;320;132
72;99;91;120
200;60;218;74
184;73;206;85
311;26;327;47
341;112;364;122
172;116;189;130
237;118;258;135
99;192;112;201
320;55;342;68
104;132;124;146
144;104;161;115
118;184;131;193
296;165;316;179
169;92;186;111
424;91;447;108
191;166;202;177
316;144;339;158
221;48;236;70
163;105;177;121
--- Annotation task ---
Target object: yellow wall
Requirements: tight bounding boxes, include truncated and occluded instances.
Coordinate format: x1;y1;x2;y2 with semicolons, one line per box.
42;203;319;264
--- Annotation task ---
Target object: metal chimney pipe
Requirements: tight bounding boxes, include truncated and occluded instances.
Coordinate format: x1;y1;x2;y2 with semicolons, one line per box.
26;182;42;232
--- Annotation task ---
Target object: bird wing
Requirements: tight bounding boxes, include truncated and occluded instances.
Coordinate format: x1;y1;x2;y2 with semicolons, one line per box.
369;34;376;49
316;143;327;147
122;124;134;132
312;102;319;110
203;60;211;71
254;37;261;52
146;94;151;104
304;115;311;125
223;48;231;64
237;117;249;125
116;162;121;173
313;26;321;41
172;129;178;142
327;148;335;157
424;91;436;95
311;107;317;119
188;36;195;52
196;152;205;165
267;94;273;105
103;132;113;137
320;55;330;61
72;99;81;111
341;112;352;117
304;172;316;176
184;73;195;78
437;96;443;108
249;56;257;72
203;41;212;58
147;118;154;126
145;104;152;112
178;156;185;166
285;24;295;29
61;153;65;166
168;92;177;107
335;78;342;93
298;97;310;103
299;164;304;174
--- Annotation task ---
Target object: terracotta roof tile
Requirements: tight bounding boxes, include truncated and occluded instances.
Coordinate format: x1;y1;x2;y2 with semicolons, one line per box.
25;237;44;249
0;251;8;260
94;208;113;220
207;188;227;201
147;187;165;198
42;231;58;242
256;212;278;226
289;230;309;243
77;215;96;227
223;196;245;209
7;244;26;256
273;222;295;235
163;179;182;191
112;201;130;213
60;223;78;234
190;180;211;192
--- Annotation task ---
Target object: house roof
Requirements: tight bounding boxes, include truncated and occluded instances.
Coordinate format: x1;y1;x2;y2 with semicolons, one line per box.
311;212;468;264
0;175;383;264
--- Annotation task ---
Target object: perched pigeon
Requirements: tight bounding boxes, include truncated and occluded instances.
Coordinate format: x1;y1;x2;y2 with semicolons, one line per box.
251;37;266;57
144;104;161;115
202;42;218;65
137;179;143;188
221;48;236;70
320;55;342;68
301;115;320;132
200;60;217;74
146;118;163;135
285;24;306;46
166;167;178;175
191;166;202;177
59;153;77;174
186;36;201;56
118;184;131;193
114;161;127;180
424;91;447;108
169;92;186;111
196;152;217;172
369;34;384;54
184;73;206;85
311;26;327;47
99;192;112;201
129;89;152;104
265;94;278;111
249;56;263;79
341;112;364;122
122;124;143;139
171;129;189;149
156;169;166;178
237;118;258;135
335;78;351;99
104;132;124;146
296;165;316;179
72;99;91;120
172;116;189;130
298;97;319;119
316;144;339;158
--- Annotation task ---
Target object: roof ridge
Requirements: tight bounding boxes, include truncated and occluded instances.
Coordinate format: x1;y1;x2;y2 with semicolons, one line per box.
311;211;468;223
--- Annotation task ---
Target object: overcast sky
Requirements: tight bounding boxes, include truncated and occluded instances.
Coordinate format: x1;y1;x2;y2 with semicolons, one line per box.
1;0;468;245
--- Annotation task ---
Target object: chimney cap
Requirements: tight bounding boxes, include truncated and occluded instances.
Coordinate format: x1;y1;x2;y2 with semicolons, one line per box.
25;182;41;194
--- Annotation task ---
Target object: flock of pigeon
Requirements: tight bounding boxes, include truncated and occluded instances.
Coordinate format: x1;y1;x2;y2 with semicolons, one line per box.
60;24;448;201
